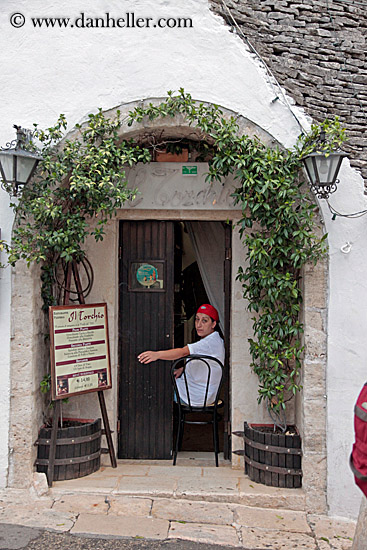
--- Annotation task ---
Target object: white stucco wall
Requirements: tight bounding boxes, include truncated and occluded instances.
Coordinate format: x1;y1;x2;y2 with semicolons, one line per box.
1;0;366;518
320;163;367;519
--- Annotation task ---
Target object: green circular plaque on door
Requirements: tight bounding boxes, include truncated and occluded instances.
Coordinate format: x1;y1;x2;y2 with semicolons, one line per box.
136;263;158;287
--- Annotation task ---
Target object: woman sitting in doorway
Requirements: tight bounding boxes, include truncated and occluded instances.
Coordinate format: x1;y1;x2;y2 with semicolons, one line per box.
137;304;224;407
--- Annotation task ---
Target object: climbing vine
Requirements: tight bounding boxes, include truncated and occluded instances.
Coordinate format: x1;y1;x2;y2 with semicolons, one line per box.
4;110;151;308
1;90;346;421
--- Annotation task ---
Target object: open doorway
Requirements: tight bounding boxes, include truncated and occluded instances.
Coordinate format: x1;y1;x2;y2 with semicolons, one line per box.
118;220;231;460
172;222;230;455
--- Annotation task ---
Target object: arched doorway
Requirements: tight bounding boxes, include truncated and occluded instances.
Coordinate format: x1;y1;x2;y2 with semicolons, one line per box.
7;100;328;514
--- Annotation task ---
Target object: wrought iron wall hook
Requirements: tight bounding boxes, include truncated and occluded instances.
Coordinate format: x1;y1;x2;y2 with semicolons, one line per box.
2;125;34;152
14;125;31;148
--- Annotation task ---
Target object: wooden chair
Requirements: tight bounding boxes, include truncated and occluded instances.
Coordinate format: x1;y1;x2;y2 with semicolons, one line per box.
171;354;224;466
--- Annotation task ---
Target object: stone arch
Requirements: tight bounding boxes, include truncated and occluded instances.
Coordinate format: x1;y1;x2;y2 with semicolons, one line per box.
65;97;281;149
7;98;328;513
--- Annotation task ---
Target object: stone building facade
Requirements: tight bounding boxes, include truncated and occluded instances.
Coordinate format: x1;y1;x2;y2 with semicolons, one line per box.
0;0;366;522
210;0;367;180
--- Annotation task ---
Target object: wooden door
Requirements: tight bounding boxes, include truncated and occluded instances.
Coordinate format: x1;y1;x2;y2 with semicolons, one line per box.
118;221;174;459
223;223;232;460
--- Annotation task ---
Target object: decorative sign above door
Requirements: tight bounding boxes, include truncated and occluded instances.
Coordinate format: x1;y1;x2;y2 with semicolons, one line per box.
49;303;112;400
124;163;241;210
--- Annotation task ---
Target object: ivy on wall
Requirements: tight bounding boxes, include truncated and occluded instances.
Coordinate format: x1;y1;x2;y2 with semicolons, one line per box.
5;111;151;307
2;90;345;423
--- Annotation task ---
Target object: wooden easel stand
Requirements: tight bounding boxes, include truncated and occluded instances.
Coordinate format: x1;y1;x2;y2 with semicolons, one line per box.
47;260;117;487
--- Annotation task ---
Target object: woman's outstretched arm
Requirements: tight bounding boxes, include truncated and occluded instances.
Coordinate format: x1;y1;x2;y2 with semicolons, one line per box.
137;345;189;364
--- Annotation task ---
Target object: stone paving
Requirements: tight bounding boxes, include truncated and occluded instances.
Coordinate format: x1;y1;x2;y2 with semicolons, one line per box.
0;457;356;550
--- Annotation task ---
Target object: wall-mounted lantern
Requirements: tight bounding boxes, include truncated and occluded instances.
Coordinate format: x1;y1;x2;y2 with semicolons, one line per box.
0;125;42;196
301;132;347;200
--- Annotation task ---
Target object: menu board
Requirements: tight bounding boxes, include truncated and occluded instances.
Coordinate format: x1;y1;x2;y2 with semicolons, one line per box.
49;303;112;400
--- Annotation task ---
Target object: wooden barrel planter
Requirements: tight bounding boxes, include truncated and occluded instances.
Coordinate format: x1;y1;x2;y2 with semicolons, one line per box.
234;422;302;488
35;418;101;481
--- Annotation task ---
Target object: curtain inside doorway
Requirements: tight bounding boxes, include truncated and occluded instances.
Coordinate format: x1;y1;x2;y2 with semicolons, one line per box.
186;221;225;333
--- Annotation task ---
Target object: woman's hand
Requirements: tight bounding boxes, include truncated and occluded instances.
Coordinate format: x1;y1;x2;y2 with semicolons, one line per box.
174;367;184;379
137;351;159;364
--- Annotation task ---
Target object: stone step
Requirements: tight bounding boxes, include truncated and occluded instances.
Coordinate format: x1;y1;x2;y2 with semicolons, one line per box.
50;460;306;511
52;493;307;526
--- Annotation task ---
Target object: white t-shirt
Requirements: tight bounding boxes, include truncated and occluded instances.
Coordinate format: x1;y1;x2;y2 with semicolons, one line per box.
176;331;225;407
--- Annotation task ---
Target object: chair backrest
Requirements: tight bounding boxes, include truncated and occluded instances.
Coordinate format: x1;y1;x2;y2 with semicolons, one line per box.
170;354;224;411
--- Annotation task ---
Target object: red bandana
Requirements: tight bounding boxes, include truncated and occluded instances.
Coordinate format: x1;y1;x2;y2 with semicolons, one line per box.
196;304;219;322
